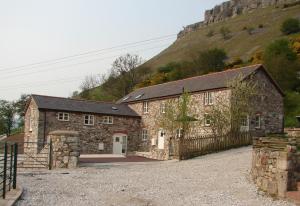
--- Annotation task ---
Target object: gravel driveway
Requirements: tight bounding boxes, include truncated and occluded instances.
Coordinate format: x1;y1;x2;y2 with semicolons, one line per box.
16;147;294;206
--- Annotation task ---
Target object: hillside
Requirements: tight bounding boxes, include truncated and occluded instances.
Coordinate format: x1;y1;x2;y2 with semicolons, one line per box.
143;5;300;71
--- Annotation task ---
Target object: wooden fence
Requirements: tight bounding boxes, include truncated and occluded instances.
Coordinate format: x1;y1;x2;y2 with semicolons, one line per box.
177;132;252;160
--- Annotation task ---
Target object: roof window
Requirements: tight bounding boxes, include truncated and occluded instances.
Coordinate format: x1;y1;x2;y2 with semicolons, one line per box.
135;94;144;99
112;107;118;111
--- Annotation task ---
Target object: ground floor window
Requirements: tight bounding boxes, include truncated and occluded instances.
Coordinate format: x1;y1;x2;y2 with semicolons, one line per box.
204;114;211;126
255;114;261;129
142;129;148;141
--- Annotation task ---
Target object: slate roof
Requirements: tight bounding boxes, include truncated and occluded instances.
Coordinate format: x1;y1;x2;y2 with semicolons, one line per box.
30;95;140;117
118;64;283;103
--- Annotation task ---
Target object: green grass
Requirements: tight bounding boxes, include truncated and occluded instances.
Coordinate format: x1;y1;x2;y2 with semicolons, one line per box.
143;5;300;71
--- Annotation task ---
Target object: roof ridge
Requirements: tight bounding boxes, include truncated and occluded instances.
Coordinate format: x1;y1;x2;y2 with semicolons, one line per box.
130;64;262;93
31;94;119;105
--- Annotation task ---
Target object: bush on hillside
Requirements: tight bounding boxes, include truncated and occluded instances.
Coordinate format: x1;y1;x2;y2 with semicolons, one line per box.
206;29;214;37
284;92;300;127
281;18;300;35
194;48;227;73
220;27;232;40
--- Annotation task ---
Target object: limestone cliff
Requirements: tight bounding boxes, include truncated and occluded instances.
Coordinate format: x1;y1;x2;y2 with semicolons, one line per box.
178;0;300;38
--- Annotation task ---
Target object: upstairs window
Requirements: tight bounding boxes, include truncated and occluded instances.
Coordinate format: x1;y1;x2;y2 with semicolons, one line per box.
204;92;213;105
142;129;148;141
57;112;69;121
84;115;94;126
102;116;113;124
143;101;149;114
160;102;166;114
255;114;261;129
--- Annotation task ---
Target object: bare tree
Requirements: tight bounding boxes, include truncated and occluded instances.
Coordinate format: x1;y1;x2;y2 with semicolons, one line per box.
111;54;144;96
80;74;103;92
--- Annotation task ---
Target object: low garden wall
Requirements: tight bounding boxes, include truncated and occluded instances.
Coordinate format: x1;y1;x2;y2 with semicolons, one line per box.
251;137;299;198
48;130;80;169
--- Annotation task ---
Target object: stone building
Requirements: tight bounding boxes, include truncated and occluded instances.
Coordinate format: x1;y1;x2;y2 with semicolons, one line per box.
24;95;141;154
24;64;284;160
118;64;284;160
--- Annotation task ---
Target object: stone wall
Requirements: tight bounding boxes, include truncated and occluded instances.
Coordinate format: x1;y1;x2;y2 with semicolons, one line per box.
178;0;300;38
49;130;80;169
251;137;299;197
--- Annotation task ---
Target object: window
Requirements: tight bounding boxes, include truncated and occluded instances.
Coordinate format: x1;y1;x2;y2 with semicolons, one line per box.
240;115;249;132
204;92;213;105
142;129;148;141
143;101;149;114
176;129;184;138
255;114;261;129
204;114;211;126
160;102;166;114
57;112;69;121
102;116;113;124
241;115;249;127
84;115;94;125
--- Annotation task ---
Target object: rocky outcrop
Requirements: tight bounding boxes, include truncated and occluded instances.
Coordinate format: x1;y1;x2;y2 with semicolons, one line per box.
178;0;300;39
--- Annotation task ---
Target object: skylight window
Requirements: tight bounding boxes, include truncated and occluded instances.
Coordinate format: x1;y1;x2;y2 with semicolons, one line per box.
122;96;130;101
112;107;118;111
135;94;144;99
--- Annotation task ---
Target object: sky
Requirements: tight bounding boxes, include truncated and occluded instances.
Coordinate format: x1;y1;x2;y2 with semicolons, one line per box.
0;0;224;101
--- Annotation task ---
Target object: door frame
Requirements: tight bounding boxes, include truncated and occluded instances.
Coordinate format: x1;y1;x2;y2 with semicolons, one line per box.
112;133;128;155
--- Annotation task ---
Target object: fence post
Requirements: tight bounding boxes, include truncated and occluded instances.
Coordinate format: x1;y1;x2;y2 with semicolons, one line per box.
3;142;8;199
13;143;18;189
9;144;13;191
49;138;53;170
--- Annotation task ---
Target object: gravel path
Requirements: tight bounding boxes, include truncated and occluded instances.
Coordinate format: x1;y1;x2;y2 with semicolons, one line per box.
16;147;294;206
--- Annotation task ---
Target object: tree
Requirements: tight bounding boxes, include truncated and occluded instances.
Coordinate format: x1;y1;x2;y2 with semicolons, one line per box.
110;54;143;96
206;75;257;136
194;48;227;74
14;94;30;130
0;100;16;136
79;74;103;99
281;18;300;35
263;39;300;91
156;90;199;139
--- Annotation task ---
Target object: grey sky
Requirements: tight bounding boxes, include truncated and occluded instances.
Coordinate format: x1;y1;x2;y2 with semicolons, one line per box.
0;0;224;101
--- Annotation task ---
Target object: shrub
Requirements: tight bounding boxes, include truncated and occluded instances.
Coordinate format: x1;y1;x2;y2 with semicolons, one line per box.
281;18;300;35
247;27;255;35
220;26;231;40
258;24;264;28
206;29;214;37
195;48;227;73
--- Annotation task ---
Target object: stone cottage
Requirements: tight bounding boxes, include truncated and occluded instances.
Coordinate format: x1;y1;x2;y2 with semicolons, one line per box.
24;64;284;160
24;95;141;154
118;64;284;160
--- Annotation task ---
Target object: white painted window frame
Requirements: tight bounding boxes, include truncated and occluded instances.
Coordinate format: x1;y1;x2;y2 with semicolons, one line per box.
84;115;94;126
160;102;166;114
57;112;70;122
142;129;148;141
204;92;213;106
143;101;149;114
204;113;211;126
255;114;261;129
102;116;113;124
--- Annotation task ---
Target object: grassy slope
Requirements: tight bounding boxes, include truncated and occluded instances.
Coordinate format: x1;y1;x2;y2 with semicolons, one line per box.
144;5;300;70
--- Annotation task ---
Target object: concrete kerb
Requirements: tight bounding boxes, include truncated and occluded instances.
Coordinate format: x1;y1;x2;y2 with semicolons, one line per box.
0;186;23;206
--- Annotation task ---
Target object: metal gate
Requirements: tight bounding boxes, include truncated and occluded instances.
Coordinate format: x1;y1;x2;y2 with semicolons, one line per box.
0;142;18;199
17;141;51;170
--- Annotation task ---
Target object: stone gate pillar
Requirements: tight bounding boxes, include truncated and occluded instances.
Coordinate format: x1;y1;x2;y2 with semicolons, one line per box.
48;130;80;169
